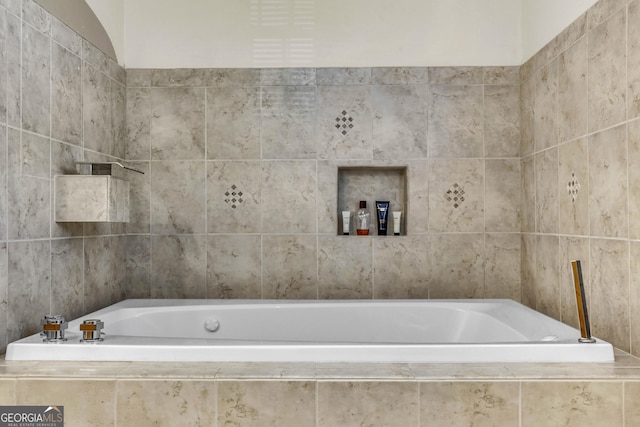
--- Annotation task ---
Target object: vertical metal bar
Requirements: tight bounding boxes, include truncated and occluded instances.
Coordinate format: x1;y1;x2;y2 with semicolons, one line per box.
571;260;596;343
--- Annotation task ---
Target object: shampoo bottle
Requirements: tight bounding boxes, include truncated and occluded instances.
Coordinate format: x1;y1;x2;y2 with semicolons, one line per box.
356;201;370;235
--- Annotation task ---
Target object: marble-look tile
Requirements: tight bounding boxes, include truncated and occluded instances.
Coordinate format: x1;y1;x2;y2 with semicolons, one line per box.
535;234;560;319
588;7;626;132
22;22;49;136
484;233;521;301
18;379;116;427
316;67;371;85
625;381;640;424
559;236;589;329
219;381;315;427
406;160;429;235
521;382;622;427
151;235;207;299
629;119;640;239
317;161;339;234
126;68;151;87
534;58;558;151
51;17;81;55
521;234;536;309
7;240;50;342
10;130;49;178
318;382;419;427
118;380;215;427
125;88;151;160
587;0;626;30
207;86;260;159
428;158;483;232
372;85;428;160
207;235;261;299
559;36;587;143
629;1;640;119
521;155;535;232
429;233;484;299
557;11;588;54
83;63;113;155
421;382;519;426
483;66;520;84
2;0;21;17
0;9;7;124
50;238;83;320
82;40;109;75
535;148;558;234
429;85;484;158
316;85;372;159
22;0;49;34
261;161;316;233
558;138;588;235
84;237;118;313
373;235;429;298
0;126;5;242
317;236;372;299
150;68;207;87
261;86;316;159
589;124;628;238
150;161;206;234
428;66;483;85
484;85;520;157
0;243;7;353
206;68;261;86
262;235;317;299
371;67;428;84
261;68;315;86
590;238;630;351
125;161;149;234
208;161;261;233
150;87;205;160
520;77;535;156
111;82;126;159
51;43;82;145
485;159;520;232
125;235;150;298
6;12;20;128
7;174;50;240
0;379;15;404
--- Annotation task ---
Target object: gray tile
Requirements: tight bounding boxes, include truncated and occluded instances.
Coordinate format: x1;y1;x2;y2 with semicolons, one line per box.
151;235;206;299
52;42;82;145
22;23;50;136
207;235;262;299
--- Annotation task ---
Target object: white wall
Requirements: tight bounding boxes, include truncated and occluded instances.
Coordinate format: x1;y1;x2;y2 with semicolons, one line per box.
521;0;598;61
85;0;599;68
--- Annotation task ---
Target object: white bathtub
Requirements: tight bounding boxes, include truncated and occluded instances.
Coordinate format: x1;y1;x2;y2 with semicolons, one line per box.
5;299;614;363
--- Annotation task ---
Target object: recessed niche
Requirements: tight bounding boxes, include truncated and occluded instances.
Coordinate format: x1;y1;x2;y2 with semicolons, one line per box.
337;166;408;236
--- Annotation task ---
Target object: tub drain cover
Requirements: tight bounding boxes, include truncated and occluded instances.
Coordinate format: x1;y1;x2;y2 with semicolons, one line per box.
204;318;220;332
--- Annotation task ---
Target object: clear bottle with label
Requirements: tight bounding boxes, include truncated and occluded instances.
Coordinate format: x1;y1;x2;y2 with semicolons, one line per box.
356;201;370;235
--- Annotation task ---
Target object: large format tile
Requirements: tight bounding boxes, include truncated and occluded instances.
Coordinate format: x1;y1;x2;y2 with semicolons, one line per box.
558;137;588;235
485;159;520;232
151;235;207;299
535;234;560;319
51;42;81;145
484;84;520;157
50;238;83;320
373;236;429;298
558;36;588;143
485;233;521;301
262;235;317;299
318;236;372;299
207;235;262;299
21;22;49;136
429;233;484;299
535;148;558;234
83;63;112;155
0;243;7;353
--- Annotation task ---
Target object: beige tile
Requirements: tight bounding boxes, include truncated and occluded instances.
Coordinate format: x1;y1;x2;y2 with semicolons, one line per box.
534;58;558;151
151;235;207;299
262;235;317;299
483;66;520;84
587;0;626;30
521;155;535;232
521;382;623;427
428;66;483;85
207;235;262;299
629;0;640;119
559;236;590;329
318;236;372;299
317;160;339;234
588;124;628;238
421;382;519;427
0;379;15;404
630;242;640;357
588;7;627;132
0;242;7;354
558;137;588;235
535;148;558;234
521;234;536;308
625;381;640;424
628;119;640;239
558;36;588;143
219;381;315;427
17;379;115;427
485;233;521;301
536;235;560;319
590;238;630;351
485;159;520;232
429;233;484;299
372;67;429;85
520;77;535;156
318;381;418;427
484;84;520;157
373;235;429;298
118;380;216;427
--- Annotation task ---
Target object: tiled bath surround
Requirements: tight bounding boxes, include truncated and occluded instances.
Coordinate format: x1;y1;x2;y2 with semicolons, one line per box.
0;1;127;353
125;66;522;302
520;0;640;355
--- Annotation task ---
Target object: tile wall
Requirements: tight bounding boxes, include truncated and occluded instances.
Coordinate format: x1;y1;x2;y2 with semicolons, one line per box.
521;0;640;356
124;66;522;304
0;0;127;354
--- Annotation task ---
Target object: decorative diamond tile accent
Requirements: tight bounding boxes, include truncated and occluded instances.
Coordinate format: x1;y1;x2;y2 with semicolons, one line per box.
567;172;581;203
335;110;354;136
445;183;465;209
224;184;244;209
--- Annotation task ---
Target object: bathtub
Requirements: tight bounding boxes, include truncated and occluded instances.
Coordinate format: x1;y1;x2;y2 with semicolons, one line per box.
5;299;614;363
